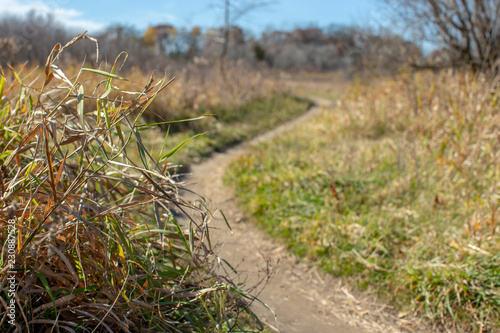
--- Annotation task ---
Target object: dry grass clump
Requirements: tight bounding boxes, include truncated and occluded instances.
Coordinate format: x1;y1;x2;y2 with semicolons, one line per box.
227;69;500;332
2;56;278;135
0;34;259;332
146;62;278;128
80;61;280;133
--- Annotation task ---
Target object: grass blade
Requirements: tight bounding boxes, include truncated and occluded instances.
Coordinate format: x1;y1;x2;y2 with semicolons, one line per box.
81;68;128;80
159;133;202;163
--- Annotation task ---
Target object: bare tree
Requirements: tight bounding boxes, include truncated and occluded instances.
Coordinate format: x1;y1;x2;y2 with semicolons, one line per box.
217;0;273;74
386;0;500;70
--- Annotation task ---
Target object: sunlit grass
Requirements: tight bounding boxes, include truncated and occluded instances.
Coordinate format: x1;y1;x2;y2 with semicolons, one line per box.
226;70;500;332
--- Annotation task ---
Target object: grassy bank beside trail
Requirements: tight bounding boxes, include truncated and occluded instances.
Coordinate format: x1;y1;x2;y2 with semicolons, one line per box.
2;54;312;173
226;71;500;332
135;93;313;170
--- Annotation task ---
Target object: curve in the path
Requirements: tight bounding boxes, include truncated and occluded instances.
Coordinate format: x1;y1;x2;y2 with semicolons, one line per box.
180;96;432;333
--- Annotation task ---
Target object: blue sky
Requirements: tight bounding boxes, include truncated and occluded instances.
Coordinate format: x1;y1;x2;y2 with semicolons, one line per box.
0;0;386;35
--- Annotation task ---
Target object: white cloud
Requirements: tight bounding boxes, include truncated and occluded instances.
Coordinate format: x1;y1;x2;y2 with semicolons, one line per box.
0;0;104;32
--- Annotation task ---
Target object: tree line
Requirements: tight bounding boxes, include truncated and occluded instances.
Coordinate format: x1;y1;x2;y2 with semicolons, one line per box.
2;1;500;74
0;10;418;75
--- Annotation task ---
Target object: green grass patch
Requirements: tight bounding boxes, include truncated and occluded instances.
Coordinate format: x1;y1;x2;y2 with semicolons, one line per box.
226;71;500;332
136;94;312;170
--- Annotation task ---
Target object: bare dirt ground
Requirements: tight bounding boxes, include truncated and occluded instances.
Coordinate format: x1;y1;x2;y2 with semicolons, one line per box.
179;95;436;333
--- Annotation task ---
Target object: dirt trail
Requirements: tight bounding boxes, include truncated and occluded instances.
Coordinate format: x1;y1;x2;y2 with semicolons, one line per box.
180;97;431;333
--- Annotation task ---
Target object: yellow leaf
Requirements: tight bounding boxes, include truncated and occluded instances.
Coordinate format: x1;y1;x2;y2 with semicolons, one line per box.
118;244;125;259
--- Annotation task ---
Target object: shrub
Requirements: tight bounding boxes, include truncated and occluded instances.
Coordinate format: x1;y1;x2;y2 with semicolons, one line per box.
0;33;259;332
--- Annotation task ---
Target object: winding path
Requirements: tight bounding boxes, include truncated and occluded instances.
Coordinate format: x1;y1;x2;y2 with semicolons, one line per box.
180;96;432;333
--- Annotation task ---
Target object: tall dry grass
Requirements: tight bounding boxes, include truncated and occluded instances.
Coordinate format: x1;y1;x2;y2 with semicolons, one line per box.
0;34;261;332
5;55;279;134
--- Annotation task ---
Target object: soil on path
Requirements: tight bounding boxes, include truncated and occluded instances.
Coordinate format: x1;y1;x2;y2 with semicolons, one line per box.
180;97;433;333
